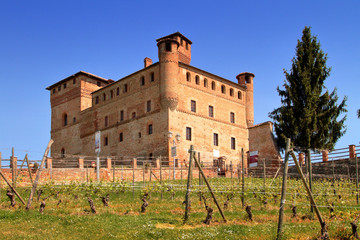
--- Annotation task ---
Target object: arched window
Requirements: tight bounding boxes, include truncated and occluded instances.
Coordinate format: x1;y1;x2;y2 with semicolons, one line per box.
150;72;155;82
105;116;108;127
204;78;208;88
195;75;200;85
186;72;191;82
230;88;234;97
61;148;65;158
63;113;68;126
221;85;226;94
238;91;242;99
211;81;216;90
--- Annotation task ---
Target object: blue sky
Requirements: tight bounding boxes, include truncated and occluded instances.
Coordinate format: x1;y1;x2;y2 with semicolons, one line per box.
0;0;359;160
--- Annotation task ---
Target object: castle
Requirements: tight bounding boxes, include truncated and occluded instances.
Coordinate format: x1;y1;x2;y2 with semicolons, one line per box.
46;32;280;167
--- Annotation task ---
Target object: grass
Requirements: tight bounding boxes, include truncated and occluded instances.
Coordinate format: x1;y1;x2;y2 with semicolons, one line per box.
0;177;359;239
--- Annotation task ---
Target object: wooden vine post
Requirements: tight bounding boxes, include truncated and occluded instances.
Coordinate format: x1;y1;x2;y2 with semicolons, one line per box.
0;171;26;205
307;149;313;213
193;151;227;223
183;145;194;223
276;138;291;240
290;150;326;234
26;139;53;210
241;148;245;207
356;154;359;205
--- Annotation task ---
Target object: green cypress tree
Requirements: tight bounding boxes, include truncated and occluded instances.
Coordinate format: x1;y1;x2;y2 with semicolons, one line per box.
269;27;347;152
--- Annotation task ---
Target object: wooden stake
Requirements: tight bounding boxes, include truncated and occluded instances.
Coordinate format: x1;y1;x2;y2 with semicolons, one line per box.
0;170;26;205
290;150;325;230
184;145;194;223
356;154;359;204
25;155;33;185
241;148;245;207
307;149;313;213
276;138;291;240
193;151;227;223
26;139;53;210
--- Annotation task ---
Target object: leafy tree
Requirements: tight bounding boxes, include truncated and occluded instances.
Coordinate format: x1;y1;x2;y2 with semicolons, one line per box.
269;27;347;152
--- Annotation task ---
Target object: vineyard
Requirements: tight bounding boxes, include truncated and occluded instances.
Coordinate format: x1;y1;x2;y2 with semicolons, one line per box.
1;176;360;239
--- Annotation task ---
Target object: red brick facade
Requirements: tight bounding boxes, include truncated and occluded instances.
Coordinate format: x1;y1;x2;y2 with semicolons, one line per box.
47;32;264;167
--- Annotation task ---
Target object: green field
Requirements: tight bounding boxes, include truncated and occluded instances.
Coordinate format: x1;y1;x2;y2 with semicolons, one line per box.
0;177;358;239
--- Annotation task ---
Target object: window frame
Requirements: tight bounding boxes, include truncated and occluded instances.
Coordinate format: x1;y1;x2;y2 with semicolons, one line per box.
186;127;192;141
213;133;219;146
191;100;196;113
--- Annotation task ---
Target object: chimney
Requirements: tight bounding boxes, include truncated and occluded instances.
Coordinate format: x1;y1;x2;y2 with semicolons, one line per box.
144;57;152;68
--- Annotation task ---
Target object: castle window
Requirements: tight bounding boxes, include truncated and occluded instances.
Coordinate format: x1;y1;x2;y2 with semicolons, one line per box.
181;39;184;46
119;132;123;142
209;105;214;118
211;81;216;90
110;90;113;99
230;88;234;97
230;112;235;123
204;78;208;88
52;89;56;94
105;116;108;127
140;76;145;86
186;42;188;50
149;153;153;160
150;72;155;82
148;124;153;135
186;72;191;82
124;84;128;93
231;137;236;150
103;93;106;101
73;117;76;123
64;83;67;89
97;81;101;87
191;100;196;112
221;85;226;94
63;113;68;126
213;133;219;146
195;75;200;85
165;42;171;52
116;87;120;96
132;112;136;119
58;86;61;92
186;127;192;141
104;136;108;146
238;91;242;99
61;148;66;158
138;132;142;138
245;75;251;83
73;78;76;84
120;110;124;121
147;100;151;112
95;96;99;104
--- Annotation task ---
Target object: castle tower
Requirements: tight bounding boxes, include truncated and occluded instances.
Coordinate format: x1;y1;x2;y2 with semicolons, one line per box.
236;72;255;127
156;32;192;111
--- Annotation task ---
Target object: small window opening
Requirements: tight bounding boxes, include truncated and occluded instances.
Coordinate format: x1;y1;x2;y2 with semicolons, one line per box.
211;81;216;90
120;110;124;121
61;148;66;158
221;85;226;94
73;78;76;84
230;88;234;97
116;87;120;96
150;72;154;82
58;86;61;92
186;127;192;141
186;72;191;82
165;42;171;52
105;116;108;127
138;132;142;138
52;89;56;94
97;81;101;87
191;100;196;112
119;132;123;142
110;90;113;99
104;137;108;146
103;93;106;101
64;83;67;89
231;137;236;150
195;75;200;85
124;84;128;93
147;100;151;112
140;76;145;86
132;112;136;119
238;91;242;99
73;117;76;123
213;133;219;146
95;96;99;104
204;79;208;88
63;114;68;126
148;124;153;135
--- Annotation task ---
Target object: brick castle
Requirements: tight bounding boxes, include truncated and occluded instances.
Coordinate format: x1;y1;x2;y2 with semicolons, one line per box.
46;32;281;167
